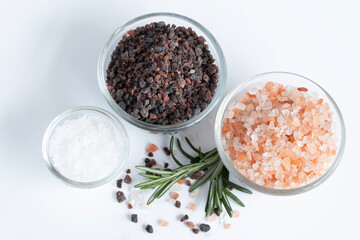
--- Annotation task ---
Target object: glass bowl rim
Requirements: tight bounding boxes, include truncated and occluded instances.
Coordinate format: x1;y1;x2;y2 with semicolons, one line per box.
97;12;227;133
42;106;130;188
214;71;346;195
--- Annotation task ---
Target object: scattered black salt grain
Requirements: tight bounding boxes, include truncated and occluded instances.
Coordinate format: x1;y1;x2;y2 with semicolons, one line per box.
214;208;220;216
163;147;171;156
192;228;200;234
199;223;211;232
190;172;202;180
116;179;123;188
150;159;157;166
145;224;153;233
116;191;126;203
185;180;192;186
164;162;169;168
180;214;189;222
124;175;132;184
126;169;131;174
131;214;138;223
144;158;151;163
148;152;154;157
175;200;181;208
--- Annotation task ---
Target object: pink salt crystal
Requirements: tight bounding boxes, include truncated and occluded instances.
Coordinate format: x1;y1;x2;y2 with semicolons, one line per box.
187;203;196;211
161;220;169;227
233;211;240;218
225;223;231;229
208;213;218;222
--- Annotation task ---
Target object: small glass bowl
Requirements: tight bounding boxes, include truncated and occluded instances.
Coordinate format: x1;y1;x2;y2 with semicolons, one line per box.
98;12;227;134
214;72;346;195
42;106;129;188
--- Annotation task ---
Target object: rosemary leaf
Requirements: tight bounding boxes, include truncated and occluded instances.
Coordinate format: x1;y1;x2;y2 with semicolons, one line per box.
138;173;161;180
206;183;216;217
170;136;183;167
205;181;213;214
176;138;197;162
198;147;204;159
222;167;230;181
185;137;201;153
214;180;223;212
222;191;233;217
135;166;173;175
218;172;224;196
223;179;252;194
189;163;217;192
147;182;168;205
224;188;245;207
156;172;188;199
134;177;170;189
210;159;223;180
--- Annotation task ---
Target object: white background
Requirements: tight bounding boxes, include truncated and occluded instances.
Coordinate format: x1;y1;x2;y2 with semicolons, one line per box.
1;0;359;239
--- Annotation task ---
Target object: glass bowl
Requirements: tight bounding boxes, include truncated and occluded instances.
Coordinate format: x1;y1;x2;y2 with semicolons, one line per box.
98;12;227;134
214;72;346;195
42;106;129;188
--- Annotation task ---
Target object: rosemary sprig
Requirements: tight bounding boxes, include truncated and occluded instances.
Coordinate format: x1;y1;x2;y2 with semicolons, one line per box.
135;136;252;217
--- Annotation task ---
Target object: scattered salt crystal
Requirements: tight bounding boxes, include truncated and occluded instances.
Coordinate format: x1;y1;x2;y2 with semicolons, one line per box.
170;183;182;192
189;191;199;199
144;204;152;210
187;203;196;210
49;115;122;182
207;213;218;222
233;211;240;218
161;220;169;227
224;223;231;229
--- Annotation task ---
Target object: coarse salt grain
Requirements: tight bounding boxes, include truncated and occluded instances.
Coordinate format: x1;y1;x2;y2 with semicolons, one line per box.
233;211;240;218
222;82;338;189
49;115;122;182
224;223;231;229
161;220;169;227
187;203;196;210
207;213;218;222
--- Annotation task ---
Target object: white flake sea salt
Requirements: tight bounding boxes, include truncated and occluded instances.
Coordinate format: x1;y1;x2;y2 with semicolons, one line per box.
49;115;122;182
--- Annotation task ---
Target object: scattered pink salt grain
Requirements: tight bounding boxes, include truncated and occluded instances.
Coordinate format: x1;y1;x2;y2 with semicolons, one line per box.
233;211;240;218
186;221;195;228
207;213;218;222
187;203;196;211
224;223;231;229
222;81;337;189
170;192;179;200
161;220;169;227
146;143;159;153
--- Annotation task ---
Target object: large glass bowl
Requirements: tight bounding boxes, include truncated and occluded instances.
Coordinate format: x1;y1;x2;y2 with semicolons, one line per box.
214;72;346;195
98;12;227;134
42;106;129;188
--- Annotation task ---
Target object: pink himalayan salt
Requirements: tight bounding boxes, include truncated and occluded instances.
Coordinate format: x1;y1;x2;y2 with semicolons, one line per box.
207;213;218;222
233;211;240;218
222;81;337;189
